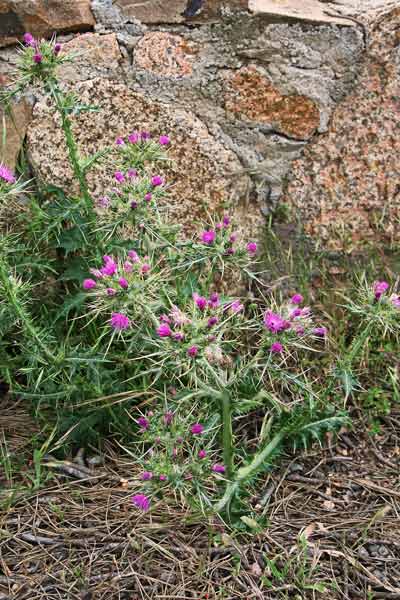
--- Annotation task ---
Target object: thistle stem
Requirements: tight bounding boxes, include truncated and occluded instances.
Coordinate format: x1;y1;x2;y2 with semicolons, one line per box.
47;81;92;207
221;392;233;479
215;429;286;514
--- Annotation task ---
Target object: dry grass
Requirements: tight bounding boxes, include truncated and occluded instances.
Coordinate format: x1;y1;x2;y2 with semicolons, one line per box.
1;395;400;599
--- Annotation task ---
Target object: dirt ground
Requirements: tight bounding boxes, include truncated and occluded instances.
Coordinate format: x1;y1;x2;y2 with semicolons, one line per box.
1;396;400;600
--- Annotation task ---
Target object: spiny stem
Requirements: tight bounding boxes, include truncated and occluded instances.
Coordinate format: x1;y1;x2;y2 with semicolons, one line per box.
0;263;57;363
221;392;233;479
215;429;286;514
47;80;92;207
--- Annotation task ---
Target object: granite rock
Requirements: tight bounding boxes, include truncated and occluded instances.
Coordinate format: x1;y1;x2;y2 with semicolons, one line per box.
0;0;95;48
283;7;400;249
26;78;260;234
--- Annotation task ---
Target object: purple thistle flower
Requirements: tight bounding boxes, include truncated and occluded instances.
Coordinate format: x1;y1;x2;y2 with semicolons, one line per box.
141;263;150;274
208;292;220;308
313;327;327;338
264;310;286;333
101;259;117;276
128;132;139;144
128;168;137;178
82;278;96;290
110;312;130;331
131;494;150;512
118;277;129;289
106;288;116;296
137;416;149;430
140;471;153;481
198;449;207;459
390;294;400;308
33;53;43;64
23;32;36;47
270;341;283;354
90;268;103;278
0;164;16;184
246;242;257;254
229;300;244;314
201;230;216;245
173;332;185;341
159;474;167;481
373;280;389;299
194;294;207;311
191;423;204;435
159;135;170;145
157;324;172;337
144;192;152;202
54;43;62;55
151;175;163;187
212;464;225;473
207;316;219;327
96;195;110;208
291;293;304;305
128;250;139;263
164;412;174;426
114;171;125;183
223;215;231;227
187;345;199;358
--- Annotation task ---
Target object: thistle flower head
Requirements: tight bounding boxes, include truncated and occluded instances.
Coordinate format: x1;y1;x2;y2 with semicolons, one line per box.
131;494;150;511
313;327;327;338
193;293;207;311
212;464;225;473
291;293;304;305
128;250;139;263
128;132;139;144
157;324;172;337
137;416;149;430
191;423;204;435
270;341;283;353
373;280;389;299
82;278;96;290
118;277;129;289
114;171;125;183
110;312;131;331
246;242;257;254
264;310;286;333
390;294;400;309
201;230;216;245
0;164;16;184
23;32;36;47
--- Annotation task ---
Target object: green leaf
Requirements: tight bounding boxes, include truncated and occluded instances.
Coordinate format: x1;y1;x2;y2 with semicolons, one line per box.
58;227;86;254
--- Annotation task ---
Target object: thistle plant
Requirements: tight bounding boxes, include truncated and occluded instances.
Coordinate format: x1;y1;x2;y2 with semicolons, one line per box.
2;31;391;520
336;278;400;402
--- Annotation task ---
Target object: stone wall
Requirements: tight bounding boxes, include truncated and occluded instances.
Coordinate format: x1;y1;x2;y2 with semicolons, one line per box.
0;0;398;246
